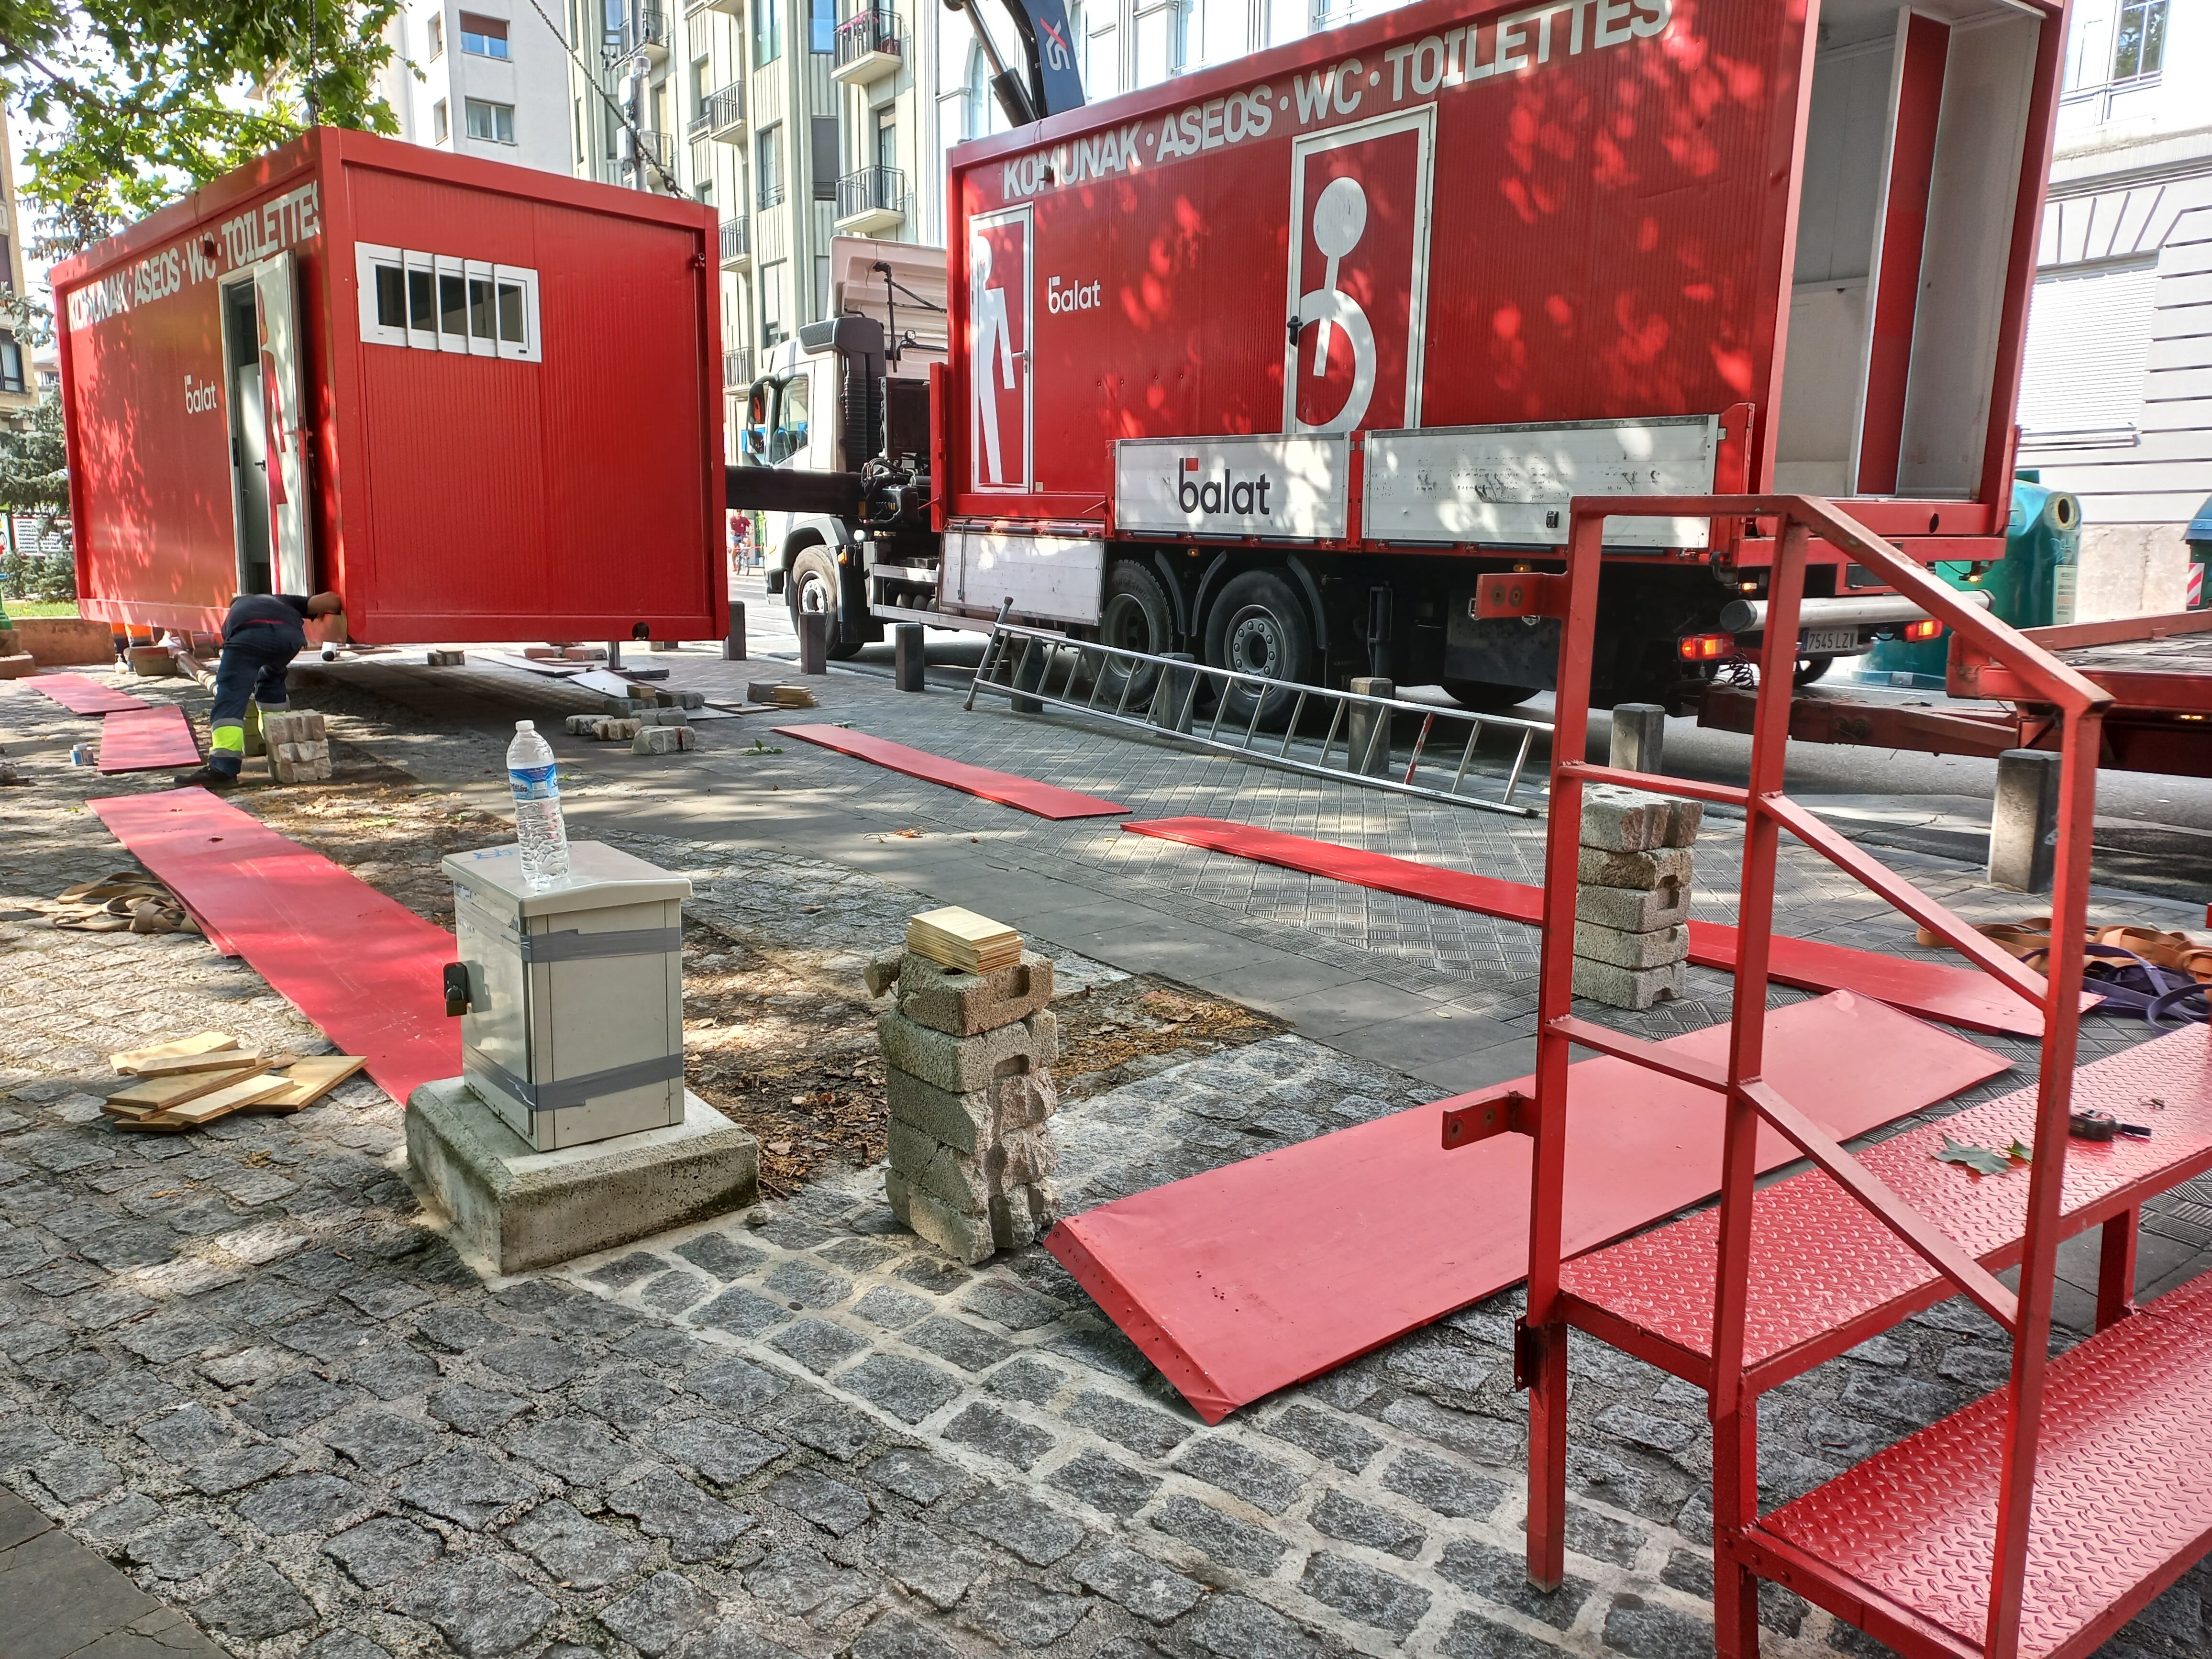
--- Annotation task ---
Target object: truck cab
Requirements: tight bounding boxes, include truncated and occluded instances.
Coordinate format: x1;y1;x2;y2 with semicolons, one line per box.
736;313;940;660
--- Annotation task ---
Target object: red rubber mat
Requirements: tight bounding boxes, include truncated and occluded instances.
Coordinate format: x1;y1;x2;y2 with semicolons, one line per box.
1122;817;2069;1037
775;724;1129;818
26;673;150;715
1045;991;2010;1422
89;789;458;1104
1764;1268;2212;1657
97;706;201;773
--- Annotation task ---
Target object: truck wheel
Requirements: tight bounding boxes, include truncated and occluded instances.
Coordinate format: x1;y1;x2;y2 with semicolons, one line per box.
787;546;862;660
1203;568;1315;731
1794;654;1834;686
1441;678;1539;712
1095;560;1173;707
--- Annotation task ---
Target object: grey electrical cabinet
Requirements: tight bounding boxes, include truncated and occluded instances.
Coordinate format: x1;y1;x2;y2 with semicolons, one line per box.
442;841;692;1151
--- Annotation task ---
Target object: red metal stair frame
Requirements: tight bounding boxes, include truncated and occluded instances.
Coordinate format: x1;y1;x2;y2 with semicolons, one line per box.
1518;495;2117;1659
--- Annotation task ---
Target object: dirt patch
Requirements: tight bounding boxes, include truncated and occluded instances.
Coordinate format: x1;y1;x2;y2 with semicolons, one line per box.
234;782;1281;1200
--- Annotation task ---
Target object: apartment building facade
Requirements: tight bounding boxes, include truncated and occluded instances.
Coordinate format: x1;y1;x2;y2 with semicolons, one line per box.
0;106;35;427
557;0;939;419
1994;0;2205;617
380;2;575;175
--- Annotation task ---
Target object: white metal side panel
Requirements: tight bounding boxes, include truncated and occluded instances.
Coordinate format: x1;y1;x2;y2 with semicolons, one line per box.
1361;416;1720;549
1113;434;1350;541
946;531;1106;625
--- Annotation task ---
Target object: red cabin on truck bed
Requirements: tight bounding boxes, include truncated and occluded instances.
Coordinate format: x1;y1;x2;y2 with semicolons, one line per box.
51;127;728;647
890;0;2066;703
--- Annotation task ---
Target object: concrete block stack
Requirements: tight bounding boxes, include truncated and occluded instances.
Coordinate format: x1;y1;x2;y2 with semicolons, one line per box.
631;725;697;755
259;710;332;783
872;944;1060;1264
1573;784;1701;1010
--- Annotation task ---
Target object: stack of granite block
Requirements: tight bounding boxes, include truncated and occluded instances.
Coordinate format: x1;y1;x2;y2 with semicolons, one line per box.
871;942;1060;1264
1573;784;1702;1009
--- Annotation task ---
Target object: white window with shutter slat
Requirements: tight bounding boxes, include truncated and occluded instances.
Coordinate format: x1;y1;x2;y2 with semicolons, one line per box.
2017;261;2157;446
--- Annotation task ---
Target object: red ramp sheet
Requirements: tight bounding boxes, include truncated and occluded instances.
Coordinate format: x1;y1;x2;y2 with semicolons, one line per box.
1123;817;2067;1038
1047;991;2011;1422
27;673;150;715
776;724;1128;819
90;789;458;1103
97;706;201;773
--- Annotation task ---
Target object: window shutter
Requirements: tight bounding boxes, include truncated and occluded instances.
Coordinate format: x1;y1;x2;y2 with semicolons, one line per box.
812;117;840;202
2016;264;2157;439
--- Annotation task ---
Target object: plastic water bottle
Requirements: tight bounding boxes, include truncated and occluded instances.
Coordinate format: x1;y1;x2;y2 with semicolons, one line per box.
506;720;570;889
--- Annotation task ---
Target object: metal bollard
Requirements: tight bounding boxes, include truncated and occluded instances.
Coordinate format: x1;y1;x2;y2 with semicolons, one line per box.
1609;702;1667;774
894;624;926;692
723;602;747;662
1989;748;2062;894
1149;653;1198;733
798;610;829;676
1347;677;1394;775
605;641;623;671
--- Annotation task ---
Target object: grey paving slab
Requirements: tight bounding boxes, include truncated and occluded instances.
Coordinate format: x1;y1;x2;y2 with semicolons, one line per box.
7;650;2210;1659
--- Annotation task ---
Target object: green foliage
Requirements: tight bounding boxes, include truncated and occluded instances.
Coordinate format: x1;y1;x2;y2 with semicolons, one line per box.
0;390;69;521
0;0;405;257
0;549;74;603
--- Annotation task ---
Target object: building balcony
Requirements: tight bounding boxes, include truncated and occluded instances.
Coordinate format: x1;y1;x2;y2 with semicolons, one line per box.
835;165;905;235
685;110;713;143
831;10;905;84
623;127;675;174
621;7;671;59
758;179;787;212
724;347;755;387
706;86;746;141
719;217;752;271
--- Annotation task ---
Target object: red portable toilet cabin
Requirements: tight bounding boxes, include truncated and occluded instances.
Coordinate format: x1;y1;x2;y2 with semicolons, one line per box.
50;126;728;647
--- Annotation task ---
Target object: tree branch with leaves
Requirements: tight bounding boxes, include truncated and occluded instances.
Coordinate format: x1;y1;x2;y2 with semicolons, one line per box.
0;0;405;259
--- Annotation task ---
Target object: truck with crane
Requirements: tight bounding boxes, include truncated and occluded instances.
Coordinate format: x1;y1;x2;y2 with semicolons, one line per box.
731;0;2068;712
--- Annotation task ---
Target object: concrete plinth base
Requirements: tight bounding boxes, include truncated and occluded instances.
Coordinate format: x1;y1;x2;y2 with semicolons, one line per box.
406;1077;758;1275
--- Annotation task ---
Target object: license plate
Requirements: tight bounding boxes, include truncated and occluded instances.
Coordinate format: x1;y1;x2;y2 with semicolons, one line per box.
1803;628;1859;655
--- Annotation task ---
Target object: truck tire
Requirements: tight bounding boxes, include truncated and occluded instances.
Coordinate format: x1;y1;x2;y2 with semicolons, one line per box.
1204;568;1315;731
1441;677;1540;712
787;546;862;661
1095;559;1174;706
1794;654;1834;686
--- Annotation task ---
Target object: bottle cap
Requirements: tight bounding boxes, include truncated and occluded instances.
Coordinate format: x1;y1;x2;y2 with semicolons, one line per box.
516;719;534;731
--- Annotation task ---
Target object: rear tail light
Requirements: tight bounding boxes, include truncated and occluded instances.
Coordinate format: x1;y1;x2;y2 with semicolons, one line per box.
1903;619;1943;641
1679;632;1734;662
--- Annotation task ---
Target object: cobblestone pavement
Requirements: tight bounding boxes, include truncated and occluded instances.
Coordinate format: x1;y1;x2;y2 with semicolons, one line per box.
3;665;2210;1659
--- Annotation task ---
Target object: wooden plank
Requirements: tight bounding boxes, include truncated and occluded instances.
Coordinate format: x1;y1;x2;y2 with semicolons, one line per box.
110;1032;238;1072
160;1074;291;1125
104;1064;261;1114
907;906;1021;973
240;1055;367;1114
122;1045;263;1079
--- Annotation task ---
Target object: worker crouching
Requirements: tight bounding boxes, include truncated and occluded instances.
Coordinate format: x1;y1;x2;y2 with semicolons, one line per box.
175;591;344;791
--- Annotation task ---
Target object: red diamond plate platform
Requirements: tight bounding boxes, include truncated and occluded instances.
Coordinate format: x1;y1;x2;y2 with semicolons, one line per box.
1558;1024;2212;1390
1758;1269;2212;1659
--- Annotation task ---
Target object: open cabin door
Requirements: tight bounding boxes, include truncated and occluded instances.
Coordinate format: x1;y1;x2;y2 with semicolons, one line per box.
239;251;312;594
1773;0;2041;501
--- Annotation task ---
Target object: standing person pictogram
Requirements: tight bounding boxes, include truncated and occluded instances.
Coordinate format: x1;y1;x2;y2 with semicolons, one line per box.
972;232;1017;486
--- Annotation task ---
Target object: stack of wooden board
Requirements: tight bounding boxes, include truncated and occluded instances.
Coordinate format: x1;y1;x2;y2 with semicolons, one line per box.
906;907;1022;974
102;1031;365;1132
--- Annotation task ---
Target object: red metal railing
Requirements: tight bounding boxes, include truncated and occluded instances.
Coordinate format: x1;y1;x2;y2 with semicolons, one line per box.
1523;497;2109;1658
